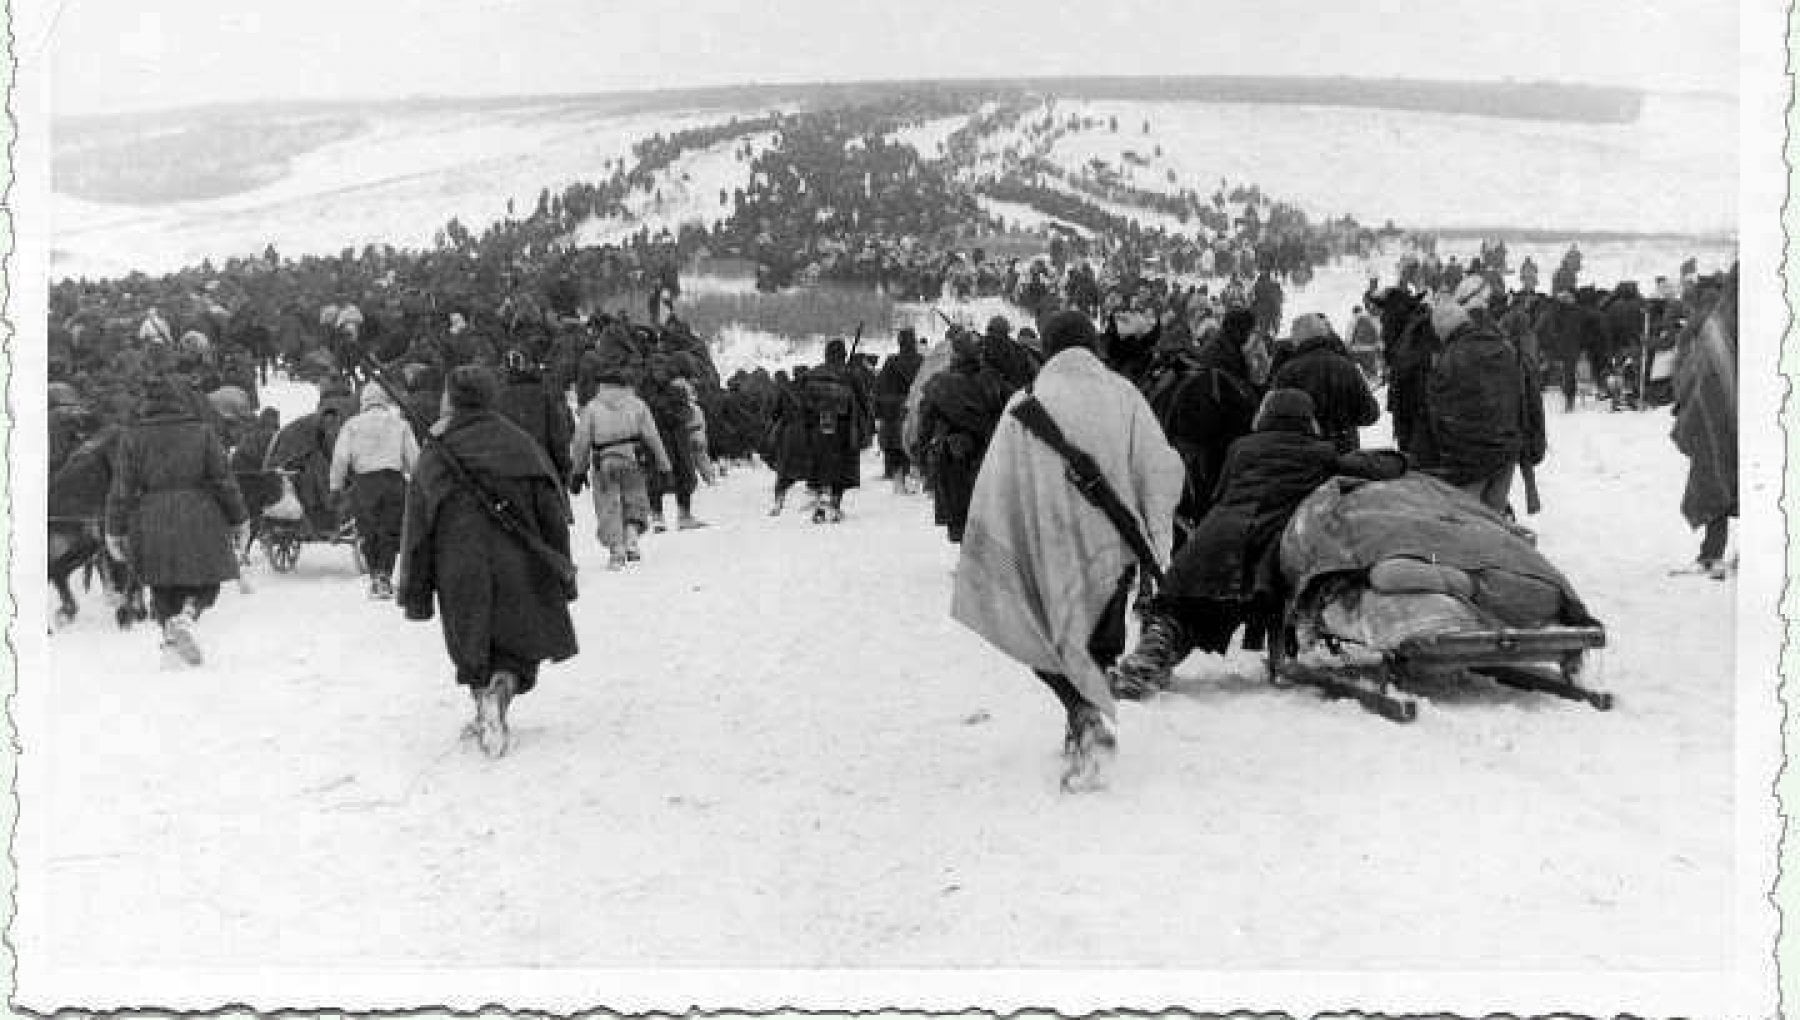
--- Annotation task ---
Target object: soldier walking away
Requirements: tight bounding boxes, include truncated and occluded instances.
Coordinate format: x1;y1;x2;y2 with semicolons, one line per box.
397;366;578;758
874;328;925;493
951;312;1183;792
329;382;420;598
105;375;249;667
800;338;873;523
569;363;672;569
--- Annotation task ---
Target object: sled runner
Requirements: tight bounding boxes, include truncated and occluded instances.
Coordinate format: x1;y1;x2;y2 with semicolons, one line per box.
1270;473;1610;722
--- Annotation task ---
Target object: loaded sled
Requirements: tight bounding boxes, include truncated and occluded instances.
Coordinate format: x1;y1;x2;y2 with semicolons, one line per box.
237;468;364;574
1268;473;1609;722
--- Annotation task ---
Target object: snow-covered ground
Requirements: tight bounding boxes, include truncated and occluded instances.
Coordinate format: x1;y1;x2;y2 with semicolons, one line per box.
975;195;1096;238
888;114;969;160
17;370;1735;1005
1022;95;1736;237
566;131;779;248
49;103;765;280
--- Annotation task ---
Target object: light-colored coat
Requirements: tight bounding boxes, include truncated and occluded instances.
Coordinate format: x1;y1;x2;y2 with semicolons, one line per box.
570;383;672;476
951;347;1184;718
329;388;419;492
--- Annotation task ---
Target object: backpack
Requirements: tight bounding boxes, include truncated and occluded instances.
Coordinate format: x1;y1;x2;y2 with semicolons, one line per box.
804;374;855;436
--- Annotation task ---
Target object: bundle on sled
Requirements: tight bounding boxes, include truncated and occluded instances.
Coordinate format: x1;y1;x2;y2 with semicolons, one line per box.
1270;472;1609;722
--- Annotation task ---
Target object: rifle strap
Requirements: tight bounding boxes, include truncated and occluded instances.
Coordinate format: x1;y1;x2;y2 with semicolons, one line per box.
1010;392;1165;587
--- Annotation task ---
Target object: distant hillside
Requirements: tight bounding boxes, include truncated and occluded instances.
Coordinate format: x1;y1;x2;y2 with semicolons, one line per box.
56;113;365;205
56;74;1643;135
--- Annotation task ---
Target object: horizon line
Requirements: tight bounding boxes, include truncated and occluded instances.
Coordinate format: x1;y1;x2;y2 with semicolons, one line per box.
54;71;1720;125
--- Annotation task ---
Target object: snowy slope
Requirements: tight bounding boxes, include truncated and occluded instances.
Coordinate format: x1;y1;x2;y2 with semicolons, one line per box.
1022;95;1736;237
17;373;1734;1002
566;131;779;248
50;104;764;280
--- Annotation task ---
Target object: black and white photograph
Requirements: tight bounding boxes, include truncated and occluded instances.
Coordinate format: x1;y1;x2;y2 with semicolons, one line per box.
5;0;1787;1014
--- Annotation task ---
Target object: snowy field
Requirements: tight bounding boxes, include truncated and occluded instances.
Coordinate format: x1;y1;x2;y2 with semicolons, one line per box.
567;131;779;248
1021;94;1736;237
16;374;1735;1004
51;93;1735;286
49;102;767;280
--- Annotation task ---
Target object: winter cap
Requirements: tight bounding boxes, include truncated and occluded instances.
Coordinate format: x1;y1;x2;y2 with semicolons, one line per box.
897;328;918;353
824;339;848;364
1253;387;1317;434
1284;312;1335;345
1040;310;1098;356
360;381;394;411
446;365;499;412
986;315;1011;339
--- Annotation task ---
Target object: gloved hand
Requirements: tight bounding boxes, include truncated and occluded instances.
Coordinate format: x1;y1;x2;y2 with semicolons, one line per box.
568;472;587;496
104;534;129;563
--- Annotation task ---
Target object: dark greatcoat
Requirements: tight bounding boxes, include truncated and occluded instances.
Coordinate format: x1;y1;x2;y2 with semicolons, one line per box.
767;379;815;483
1152;336;1261;521
799;360;872;491
639;377;698;496
1269;336;1382;453
1417;323;1546;486
873;346;924;455
495;368;575;481
915;352;1010;540
106;399;248;587
397;410;577;690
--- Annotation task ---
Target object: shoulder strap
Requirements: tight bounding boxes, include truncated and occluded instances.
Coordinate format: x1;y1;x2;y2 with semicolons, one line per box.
1010;393;1165;586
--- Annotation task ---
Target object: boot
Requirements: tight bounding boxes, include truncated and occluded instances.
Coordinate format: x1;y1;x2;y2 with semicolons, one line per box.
769;488;787;516
624;524;643;561
649;511;667;533
1060;705;1117;793
1110;613;1190;700
165;602;203;666
606;548;627;571
677;510;707;530
475;670;517;758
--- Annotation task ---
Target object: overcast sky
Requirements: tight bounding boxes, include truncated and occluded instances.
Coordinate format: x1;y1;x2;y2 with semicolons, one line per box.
35;0;1741;118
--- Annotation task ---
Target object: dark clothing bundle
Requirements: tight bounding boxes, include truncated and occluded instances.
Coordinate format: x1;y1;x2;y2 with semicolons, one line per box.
264;411;341;534
495;369;575;481
1416;324;1545;488
1164;428;1405;609
397;411;577;692
639;378;698;497
1269;336;1382;453
1146;336;1261;522
873;347;924;457
766;380;815;485
916;355;1011;542
981;334;1042;392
